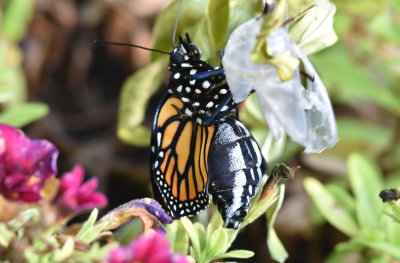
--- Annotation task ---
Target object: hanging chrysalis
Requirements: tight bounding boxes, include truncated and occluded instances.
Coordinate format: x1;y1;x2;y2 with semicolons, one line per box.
222;0;338;153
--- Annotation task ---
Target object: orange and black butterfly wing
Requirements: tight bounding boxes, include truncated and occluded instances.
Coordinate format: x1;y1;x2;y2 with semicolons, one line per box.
150;94;215;219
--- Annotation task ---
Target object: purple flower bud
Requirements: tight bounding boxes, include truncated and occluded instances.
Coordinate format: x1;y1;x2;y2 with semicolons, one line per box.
98;198;172;233
133;198;173;224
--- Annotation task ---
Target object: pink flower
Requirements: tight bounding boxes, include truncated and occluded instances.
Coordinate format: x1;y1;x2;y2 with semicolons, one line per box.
107;231;189;263
56;164;107;212
0;124;58;202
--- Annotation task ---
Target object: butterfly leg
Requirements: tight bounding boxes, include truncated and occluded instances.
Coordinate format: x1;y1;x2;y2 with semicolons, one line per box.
203;92;234;126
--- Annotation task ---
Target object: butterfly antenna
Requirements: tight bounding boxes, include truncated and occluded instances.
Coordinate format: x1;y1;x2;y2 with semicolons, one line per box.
93;40;171;55
172;0;184;48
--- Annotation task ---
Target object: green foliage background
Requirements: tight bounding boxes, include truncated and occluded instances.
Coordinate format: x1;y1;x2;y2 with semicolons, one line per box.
0;0;399;261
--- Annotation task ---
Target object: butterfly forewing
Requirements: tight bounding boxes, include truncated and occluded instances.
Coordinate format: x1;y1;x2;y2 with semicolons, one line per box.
151;95;215;218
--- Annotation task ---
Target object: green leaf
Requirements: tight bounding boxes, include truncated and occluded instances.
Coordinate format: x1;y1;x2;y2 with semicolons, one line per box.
325;183;356;218
151;0;208;61
76;209;99;239
53;237;74;262
8;208;40;230
267;228;288;263
350;237;400;259
266;185;288;262
0;67;27;106
240;183;279;228
180;217;201;260
24;248;40;263
194;222;206;252
0;102;49;127
206;211;223;241
288;0;338;55
381;209;400;247
370;8;400;44
334;240;364;252
370;257;391;263
208;227;229;258
1;0;35;42
166;220;189;254
266;184;285;226
116;218;143;245
227;0;262;34
304;177;359;236
310;44;400;114
117;57;169;146
337;117;393;147
247;175;268;211
0;223;14;247
206;0;230;51
348;153;383;229
74;242;117;262
81;222;110;244
76;209;110;244
220;249;255;259
151;0;260;63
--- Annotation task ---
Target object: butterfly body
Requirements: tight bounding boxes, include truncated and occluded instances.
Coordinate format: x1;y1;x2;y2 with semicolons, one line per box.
150;35;267;228
208;119;267;228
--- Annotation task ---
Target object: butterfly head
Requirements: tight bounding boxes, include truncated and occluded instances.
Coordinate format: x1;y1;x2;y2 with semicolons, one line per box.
170;34;202;65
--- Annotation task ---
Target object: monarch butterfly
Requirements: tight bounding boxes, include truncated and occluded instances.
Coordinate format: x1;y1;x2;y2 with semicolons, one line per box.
150;34;267;228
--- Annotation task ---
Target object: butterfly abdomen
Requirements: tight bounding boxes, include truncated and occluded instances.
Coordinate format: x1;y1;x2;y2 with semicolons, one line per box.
208;119;267;229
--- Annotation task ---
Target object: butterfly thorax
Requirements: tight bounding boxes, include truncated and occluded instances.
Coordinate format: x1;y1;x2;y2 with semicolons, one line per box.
167;38;236;125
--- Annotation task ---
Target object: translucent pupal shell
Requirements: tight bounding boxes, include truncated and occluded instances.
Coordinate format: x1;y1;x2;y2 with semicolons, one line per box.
222;18;337;153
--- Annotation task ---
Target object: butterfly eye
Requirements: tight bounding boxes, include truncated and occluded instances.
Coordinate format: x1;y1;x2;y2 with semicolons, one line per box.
188;43;202;59
170;52;184;64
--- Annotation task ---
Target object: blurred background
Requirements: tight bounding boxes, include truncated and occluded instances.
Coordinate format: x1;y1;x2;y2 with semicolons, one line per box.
0;0;399;262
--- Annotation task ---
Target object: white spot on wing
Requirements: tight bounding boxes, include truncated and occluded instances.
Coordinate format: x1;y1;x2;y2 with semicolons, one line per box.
185;108;192;116
157;132;162;147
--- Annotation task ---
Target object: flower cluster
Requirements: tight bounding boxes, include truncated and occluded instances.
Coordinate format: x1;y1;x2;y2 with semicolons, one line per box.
108;231;189;263
0;124;107;215
56;164;108;214
0;124;58;202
